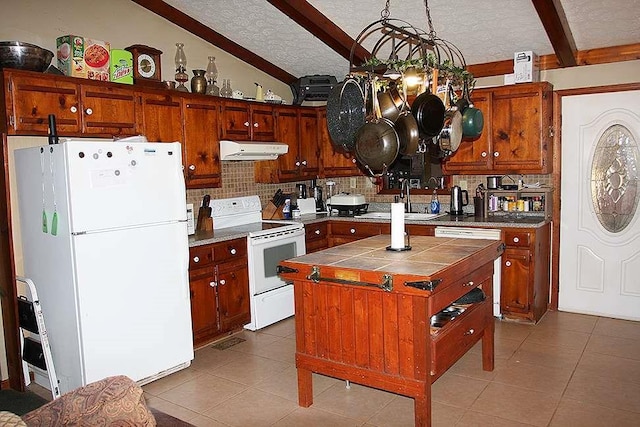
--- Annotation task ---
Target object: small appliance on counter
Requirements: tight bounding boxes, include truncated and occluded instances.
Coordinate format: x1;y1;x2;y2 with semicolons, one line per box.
326;193;368;217
449;185;469;216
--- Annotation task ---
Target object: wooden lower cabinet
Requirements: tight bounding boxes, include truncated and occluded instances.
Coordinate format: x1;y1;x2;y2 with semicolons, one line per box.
304;221;329;253
406;224;435;236
188;238;250;347
500;223;551;322
328;221;386;246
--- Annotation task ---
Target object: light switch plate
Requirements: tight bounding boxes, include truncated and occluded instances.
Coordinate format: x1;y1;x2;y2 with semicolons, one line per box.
350;177;357;188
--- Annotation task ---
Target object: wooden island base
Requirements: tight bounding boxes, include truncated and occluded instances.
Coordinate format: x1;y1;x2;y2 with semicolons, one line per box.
278;235;501;427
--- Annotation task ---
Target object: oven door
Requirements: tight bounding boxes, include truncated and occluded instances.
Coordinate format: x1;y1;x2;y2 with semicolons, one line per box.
248;228;306;295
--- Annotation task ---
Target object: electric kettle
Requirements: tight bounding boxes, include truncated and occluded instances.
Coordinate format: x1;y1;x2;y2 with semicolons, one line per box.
449;185;469;216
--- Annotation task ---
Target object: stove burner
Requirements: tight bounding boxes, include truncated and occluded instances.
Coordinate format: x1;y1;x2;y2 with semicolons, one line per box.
329;203;369;217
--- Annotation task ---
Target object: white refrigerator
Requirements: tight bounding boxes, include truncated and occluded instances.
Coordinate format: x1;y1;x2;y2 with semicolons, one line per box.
15;139;194;394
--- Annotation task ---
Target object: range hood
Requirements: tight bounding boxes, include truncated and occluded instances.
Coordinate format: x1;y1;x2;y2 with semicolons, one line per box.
220;140;288;161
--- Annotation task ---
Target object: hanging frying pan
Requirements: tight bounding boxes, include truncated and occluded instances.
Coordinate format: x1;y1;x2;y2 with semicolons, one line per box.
410;74;445;138
326;77;366;152
354;78;399;176
394;80;419;155
438;82;463;152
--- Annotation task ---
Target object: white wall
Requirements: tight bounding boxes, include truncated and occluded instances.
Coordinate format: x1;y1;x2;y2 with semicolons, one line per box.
0;0;293;103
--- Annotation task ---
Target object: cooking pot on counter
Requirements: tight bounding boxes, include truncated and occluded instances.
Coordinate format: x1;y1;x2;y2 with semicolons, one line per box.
487;176;502;190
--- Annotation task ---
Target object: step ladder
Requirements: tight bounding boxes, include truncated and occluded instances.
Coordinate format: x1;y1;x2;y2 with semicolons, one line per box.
17;276;60;399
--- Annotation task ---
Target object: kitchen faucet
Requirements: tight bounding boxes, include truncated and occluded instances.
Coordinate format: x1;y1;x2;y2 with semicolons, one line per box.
399;179;412;213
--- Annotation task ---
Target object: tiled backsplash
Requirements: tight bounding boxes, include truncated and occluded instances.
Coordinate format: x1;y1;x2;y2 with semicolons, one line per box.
186;161;552;212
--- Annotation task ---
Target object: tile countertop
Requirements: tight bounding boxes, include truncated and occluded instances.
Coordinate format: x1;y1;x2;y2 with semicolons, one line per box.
188;212;549;248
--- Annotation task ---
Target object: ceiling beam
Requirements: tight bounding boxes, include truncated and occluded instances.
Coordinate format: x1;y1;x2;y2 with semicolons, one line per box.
467;42;640;78
531;0;577;67
266;0;370;65
130;0;297;84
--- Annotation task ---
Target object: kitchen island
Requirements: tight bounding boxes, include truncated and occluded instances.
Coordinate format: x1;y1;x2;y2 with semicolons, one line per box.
278;234;503;427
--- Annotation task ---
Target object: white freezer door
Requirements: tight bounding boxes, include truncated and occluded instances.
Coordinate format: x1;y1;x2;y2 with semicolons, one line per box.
62;141;186;232
72;222;193;386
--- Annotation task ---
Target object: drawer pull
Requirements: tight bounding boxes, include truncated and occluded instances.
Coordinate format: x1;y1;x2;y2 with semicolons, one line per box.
229;248;237;255
463;281;475;287
314;229;321;235
404;278;442;291
464;328;475;336
350;228;356;234
307;266;393;292
505;261;512;267
513;237;520;243
70;106;78;113
219;279;226;285
193;256;200;263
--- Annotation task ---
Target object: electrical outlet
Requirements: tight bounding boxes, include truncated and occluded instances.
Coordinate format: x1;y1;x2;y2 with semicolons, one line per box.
459;180;468;191
350;177;357;188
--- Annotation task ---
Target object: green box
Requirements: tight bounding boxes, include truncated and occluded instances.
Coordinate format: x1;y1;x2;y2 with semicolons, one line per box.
110;50;133;84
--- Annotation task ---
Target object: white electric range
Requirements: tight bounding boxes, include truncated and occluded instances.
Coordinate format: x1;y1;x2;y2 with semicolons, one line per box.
210;196;306;330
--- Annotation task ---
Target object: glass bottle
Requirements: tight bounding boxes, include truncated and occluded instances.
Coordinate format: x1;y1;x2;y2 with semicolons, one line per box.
220;79;228;97
205;56;219;96
430;190;440;214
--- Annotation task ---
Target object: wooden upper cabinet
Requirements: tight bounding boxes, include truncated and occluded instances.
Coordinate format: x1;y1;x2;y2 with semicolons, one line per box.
80;85;136;136
298;109;320;179
442;81;553;175
250;104;275;142
318;108;360;177
182;98;221;188
275;106;300;179
220;99;275;141
5;72;81;134
4;70;137;137
137;92;183;143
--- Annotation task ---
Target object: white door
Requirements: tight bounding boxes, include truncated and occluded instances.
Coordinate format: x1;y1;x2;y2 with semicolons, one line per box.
560;90;640;320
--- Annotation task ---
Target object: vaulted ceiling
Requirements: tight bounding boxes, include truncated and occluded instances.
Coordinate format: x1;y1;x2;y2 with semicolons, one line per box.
133;0;640;84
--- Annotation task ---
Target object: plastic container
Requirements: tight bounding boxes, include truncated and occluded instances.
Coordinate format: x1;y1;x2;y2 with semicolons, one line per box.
430;191;440;214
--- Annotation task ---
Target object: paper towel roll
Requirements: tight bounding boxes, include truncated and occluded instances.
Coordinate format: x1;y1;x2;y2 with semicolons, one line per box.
390;203;405;249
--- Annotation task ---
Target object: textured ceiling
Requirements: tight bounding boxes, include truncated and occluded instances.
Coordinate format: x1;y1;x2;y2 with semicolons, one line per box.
163;0;640;80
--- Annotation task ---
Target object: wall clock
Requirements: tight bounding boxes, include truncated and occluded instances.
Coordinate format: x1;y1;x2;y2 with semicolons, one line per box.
125;44;163;87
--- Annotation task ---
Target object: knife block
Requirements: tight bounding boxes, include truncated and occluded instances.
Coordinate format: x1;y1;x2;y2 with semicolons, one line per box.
262;201;284;220
196;207;213;232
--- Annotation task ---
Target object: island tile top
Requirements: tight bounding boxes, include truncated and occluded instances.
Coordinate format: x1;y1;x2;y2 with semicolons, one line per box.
286;234;502;278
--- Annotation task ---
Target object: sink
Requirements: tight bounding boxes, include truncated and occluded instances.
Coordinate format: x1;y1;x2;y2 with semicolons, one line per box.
355;212;445;221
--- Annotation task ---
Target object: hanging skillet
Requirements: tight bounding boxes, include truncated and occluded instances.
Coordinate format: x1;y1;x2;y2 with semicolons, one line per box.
394;79;419;156
354;78;399;176
438;82;463;153
410;72;445;138
326;77;366;152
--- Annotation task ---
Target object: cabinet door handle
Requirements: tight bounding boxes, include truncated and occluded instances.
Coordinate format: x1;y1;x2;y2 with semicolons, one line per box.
494;151;499;157
253;122;259;128
230;248;237;255
463;329;475;336
350;228;356;234
219;279;226;285
301;160;307;166
188;164;196;171
84;108;93;115
513;237;520;243
295;161;301;166
505;261;512;267
314;229;320;235
244;121;250;127
463;281;475;287
70;106;78;113
210;281;216;287
193;256;200;263
481;151;487;158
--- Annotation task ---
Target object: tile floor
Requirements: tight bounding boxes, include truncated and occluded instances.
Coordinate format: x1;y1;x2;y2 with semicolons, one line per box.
140;311;640;427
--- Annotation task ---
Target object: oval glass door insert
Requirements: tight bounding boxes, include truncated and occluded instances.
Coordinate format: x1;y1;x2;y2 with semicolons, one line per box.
591;124;639;233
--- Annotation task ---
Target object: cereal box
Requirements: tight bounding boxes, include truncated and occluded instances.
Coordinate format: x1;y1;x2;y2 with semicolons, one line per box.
56;35;110;81
110;49;133;84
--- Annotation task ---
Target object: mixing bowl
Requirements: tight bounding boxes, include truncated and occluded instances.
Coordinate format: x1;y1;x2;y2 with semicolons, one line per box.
0;41;54;72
